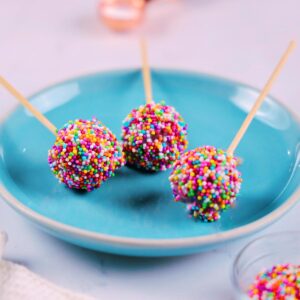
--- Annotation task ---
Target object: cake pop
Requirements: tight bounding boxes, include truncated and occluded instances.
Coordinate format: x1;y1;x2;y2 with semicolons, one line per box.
121;39;188;171
170;41;296;222
170;146;242;222
0;77;124;191
48;118;124;191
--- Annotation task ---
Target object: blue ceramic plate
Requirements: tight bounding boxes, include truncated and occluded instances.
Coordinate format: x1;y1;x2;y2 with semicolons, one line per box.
0;69;299;256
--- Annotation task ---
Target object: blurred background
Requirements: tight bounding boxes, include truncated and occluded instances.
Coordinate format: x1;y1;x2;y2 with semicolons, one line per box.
0;1;299;299
1;0;299;114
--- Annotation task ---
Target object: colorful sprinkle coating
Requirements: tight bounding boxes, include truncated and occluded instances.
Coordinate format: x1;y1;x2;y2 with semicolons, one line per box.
121;102;188;171
169;145;242;222
48;118;125;191
248;264;300;299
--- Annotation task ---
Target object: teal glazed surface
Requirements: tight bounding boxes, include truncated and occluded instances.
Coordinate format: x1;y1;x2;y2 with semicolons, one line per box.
0;69;299;256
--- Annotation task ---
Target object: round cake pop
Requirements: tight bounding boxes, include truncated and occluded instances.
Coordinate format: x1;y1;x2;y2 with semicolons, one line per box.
48;118;124;191
168;42;296;222
169;146;242;222
122;102;188;171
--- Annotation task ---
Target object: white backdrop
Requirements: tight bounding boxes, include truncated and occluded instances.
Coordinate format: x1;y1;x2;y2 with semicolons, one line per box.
0;0;299;299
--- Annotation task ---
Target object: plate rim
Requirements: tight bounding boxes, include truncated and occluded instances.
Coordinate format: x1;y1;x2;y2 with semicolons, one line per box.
0;68;300;249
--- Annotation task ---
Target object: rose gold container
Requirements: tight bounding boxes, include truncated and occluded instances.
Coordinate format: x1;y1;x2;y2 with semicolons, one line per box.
99;0;145;31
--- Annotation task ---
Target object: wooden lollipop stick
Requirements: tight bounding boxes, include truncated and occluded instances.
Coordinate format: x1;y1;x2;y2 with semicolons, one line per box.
227;40;296;156
0;76;57;135
140;38;153;104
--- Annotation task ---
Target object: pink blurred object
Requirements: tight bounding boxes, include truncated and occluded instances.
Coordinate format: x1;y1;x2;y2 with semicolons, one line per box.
99;0;146;31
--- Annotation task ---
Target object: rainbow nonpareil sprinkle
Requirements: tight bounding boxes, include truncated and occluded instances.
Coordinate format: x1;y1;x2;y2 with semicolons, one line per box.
169;145;242;222
48;118;124;191
121;102;188;171
248;264;300;299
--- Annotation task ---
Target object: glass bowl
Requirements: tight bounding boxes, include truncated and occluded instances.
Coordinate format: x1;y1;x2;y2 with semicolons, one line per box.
232;231;300;299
